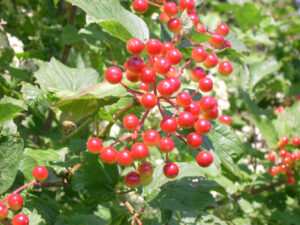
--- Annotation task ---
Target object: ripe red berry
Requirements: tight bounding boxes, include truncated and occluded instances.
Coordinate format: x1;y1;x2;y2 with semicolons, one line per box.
117;150;133;166
100;147;118;164
190;66;206;82
141;92;158;109
0;204;8;219
203;53;219;68
208;32;224;47
191;47;207;62
126;70;140;82
216;23;229;36
105;67;123;84
163;162;179;178
145;39;161;56
199;96;215;111
161;117;178;133
199;77;213;92
290;153;297;161
163;2;178;17
219;61;233;76
123;114;139;131
131;142;149;160
161;42;175;56
148;56;158;67
126;38;144;55
195;23;206;33
12;214;29;225
285;170;293;177
179;0;195;13
154;58;171;75
167;77;181;92
158;79;175;97
279;149;288;158
218;115;232;125
8;193;23;210
178;111;194;129
267;151;276;161
222;40;232;48
197;151;213;167
125;172;141;188
286;177;295;185
143;129;160;146
274;105;285;116
185;101;201;118
269;167;277;176
127;56;145;73
189;14;199;24
176;91;192;107
292;137;300;147
159;137;175;153
278;164;287;173
160;11;170;24
166;49;182;65
141;67;156;84
203;106;219;120
32;165;48;181
167;18;181;33
132;0;148;13
87;137;103;154
297;150;300;160
194;118;211;134
139;82;150;92
277;136;289;148
283;156;291;165
138;162;154;176
166;66;178;77
187;132;202;148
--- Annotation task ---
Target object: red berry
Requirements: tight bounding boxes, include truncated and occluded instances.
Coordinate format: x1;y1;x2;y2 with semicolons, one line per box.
286;177;295;185
219;61;233;76
143;129;160;146
292;137;300;147
274;105;285;116
199;77;213;92
279;149;288;158
190;66;206;82
8;193;23;210
179;0;195;13
163;2;178;17
148;56;158;67
141;93;158;109
160;117;178;133
222;40;231;48
127;56;145;73
117;150;133;166
160;11;170;24
203;53;219;68
161;42;175;56
297;150;300;160
283;156;291;165
178;111;194;129
176;91;192;107
100;147;118;164
123;114;139;131
195;23;206;33
158;79;175;97
141;67;156;84
185;102;201;118
105;67;123;84
218;115;232;125
0;204;8;219
166;67;178;77
166;49;182;65
277;136;289;147
158;137;175;152
197;151;213;167
126;70;140;82
131;142;149;160
208;32;224;47
87;137;103;154
267;151;276;161
132;0;148;13
203;106;219;120
167;77;181;92
187;132;202;148
216;23;229;36
163;162;179;178
125;172;141;188
189;14;199;24
126;38;144;55
138;162;154;176
269;167;277;176
290;153;297;161
199;96;215;111
278;164;287;173
154;58;171;75
12;214;29;225
145;39;161;56
194;118;211;134
167;18;181;33
139;82;151;92
32;165;48;181
191;47;207;62
285;170;293;177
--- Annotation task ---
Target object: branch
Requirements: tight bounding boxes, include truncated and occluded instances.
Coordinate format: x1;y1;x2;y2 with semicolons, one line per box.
118;195;143;225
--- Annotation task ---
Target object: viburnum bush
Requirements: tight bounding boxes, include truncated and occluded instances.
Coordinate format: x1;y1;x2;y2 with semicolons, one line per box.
0;0;300;224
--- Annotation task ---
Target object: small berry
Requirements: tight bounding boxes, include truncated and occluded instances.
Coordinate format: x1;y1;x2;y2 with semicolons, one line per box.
195;23;206;33
179;0;195;13
163;2;178;17
199;77;213;92
166;66;178;77
160;11;170;24
167;77;181;92
87;137;103;154
285;170;293;177
158;79;175;97
279;149;288;158
187;132;202;148
141;93;158;109
126;70;140;82
267;151;276;161
160;117;178;133
269;167;277;176
123;114;139;131
218;115;232;125
139;82;151;92
176;91;192;108
292;137;300;147
131;142;149;160
158;137;175;152
145;39;161;56
127;56;145;73
286;177;295;185
185;101;201;118
143;129;160;146
167;18;182;33
100;147;118;164
0;204;8;219
178;111;194;129
126;38;144;55
278;164;287;173
140;174;153;186
8;193;23;211
117;150;133;166
203;53;219;68
219;61;233;76
203;106;219;120
189;14;199;24
216;23;229;36
141;67;156;84
222;40;231;48
132;0;148;13
190;66;206;82
138;162;154;176
154;58;171;75
208;32;224;47
12;214;29;225
125;172;141;188
274;105;285;116
282;156;290;165
191;47;207;62
277;136;289;147
194;118;211;134
161;42;175;56
105;67;123;84
290;153;297;161
32;165;48;181
163;162;179;178
197;151;213;167
199;96;215;111
166;49;182;65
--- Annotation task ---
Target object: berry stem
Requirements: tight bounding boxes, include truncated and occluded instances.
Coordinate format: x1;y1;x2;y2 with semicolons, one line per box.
120;82;144;98
173;132;201;152
157;101;167;118
0;220;11;225
111;135;133;146
118;195;143;225
166;152;169;163
136;110;151;132
161;97;179;110
191;88;199;98
176;59;192;78
146;0;163;8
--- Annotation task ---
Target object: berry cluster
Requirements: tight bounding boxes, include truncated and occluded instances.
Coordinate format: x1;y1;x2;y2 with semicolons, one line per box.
267;136;300;185
274;94;300;116
0;166;48;225
88;1;235;188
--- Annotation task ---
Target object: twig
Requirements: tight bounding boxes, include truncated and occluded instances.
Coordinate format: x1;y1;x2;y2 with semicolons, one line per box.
118;195;143;225
176;59;192;78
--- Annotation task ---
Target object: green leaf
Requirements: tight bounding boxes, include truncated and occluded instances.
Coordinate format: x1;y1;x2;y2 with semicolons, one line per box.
226;31;248;53
98;108;116;122
0;121;24;194
149;177;217;212
64;215;108;225
66;0;149;42
0;29;14;67
34;58;100;92
21;83;47;107
0;96;27;123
